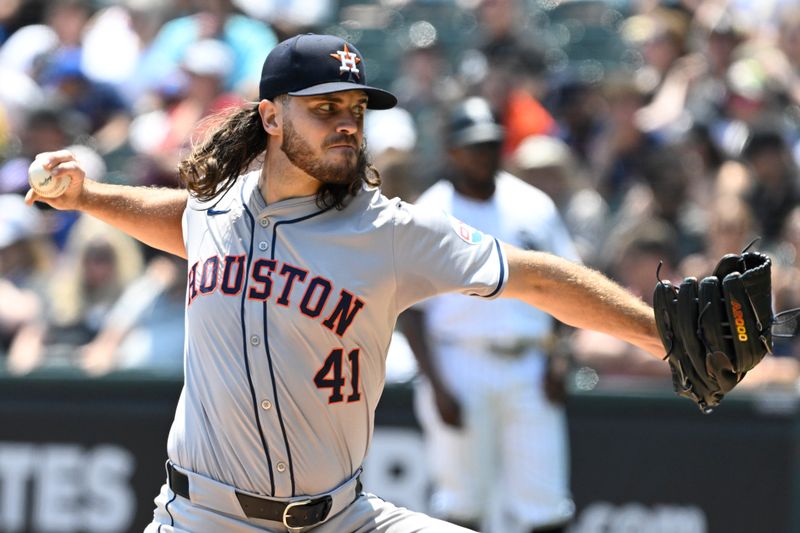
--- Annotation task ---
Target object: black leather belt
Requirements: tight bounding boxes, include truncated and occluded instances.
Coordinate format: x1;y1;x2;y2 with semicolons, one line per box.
167;461;360;528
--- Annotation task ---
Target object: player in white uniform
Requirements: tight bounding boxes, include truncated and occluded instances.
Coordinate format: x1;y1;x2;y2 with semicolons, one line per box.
27;34;665;533
403;98;577;533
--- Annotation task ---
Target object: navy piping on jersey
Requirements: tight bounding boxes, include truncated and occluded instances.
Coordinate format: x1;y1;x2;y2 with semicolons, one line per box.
159;490;177;531
482;238;506;298
239;187;277;495
264;207;332;496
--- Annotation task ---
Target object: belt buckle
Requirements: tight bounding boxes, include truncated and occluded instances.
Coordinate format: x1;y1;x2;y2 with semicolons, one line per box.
489;340;526;358
282;496;332;530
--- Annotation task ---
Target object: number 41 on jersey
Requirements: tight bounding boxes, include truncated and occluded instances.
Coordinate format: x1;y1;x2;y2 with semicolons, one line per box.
314;348;361;403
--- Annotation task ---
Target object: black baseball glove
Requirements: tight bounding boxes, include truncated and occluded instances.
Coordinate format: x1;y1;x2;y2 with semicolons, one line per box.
653;251;773;413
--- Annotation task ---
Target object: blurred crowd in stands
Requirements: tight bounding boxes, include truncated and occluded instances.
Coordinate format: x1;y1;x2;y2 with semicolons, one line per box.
1;0;800;389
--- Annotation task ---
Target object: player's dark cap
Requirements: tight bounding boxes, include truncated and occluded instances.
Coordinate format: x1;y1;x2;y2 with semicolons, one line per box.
446;97;505;148
259;33;397;110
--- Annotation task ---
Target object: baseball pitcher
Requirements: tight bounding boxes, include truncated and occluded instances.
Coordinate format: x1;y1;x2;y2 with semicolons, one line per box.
24;33;764;533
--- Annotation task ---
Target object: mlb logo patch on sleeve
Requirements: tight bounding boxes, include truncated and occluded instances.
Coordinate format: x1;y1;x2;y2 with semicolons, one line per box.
448;215;483;244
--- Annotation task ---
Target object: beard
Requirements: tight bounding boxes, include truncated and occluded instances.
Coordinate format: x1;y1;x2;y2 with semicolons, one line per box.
280;121;368;187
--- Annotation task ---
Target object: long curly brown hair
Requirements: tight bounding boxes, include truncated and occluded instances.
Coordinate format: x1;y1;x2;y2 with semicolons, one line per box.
178;101;380;210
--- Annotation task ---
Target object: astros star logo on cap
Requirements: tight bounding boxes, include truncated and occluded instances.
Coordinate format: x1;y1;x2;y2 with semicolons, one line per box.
330;43;361;78
259;33;396;109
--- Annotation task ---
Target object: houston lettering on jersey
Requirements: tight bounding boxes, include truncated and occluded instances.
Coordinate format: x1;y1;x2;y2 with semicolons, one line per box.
187;255;365;337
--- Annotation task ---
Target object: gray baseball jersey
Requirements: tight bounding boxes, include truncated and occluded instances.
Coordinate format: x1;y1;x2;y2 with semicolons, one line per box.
170;169;507;499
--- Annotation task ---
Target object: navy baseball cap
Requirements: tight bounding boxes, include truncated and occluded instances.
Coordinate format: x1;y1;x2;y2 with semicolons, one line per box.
258;33;397;110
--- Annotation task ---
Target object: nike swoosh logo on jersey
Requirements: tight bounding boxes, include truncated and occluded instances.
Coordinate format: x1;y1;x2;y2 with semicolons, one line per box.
207;208;231;216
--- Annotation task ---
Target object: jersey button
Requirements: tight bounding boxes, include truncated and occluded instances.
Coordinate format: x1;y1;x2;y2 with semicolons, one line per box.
250;335;260;346
258;241;269;251
259;218;270;228
261;399;272;410
276;462;286;473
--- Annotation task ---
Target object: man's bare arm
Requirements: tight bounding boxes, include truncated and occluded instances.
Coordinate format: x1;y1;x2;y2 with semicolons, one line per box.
500;243;664;359
25;150;188;258
57;180;187;258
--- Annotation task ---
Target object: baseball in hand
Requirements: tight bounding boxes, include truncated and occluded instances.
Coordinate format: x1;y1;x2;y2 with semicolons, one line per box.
28;159;69;198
